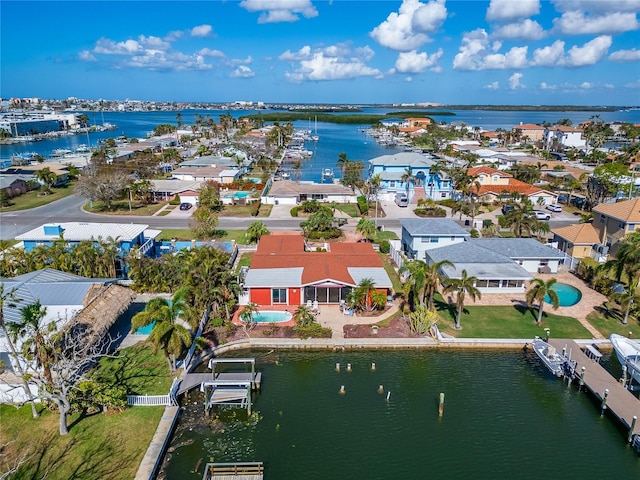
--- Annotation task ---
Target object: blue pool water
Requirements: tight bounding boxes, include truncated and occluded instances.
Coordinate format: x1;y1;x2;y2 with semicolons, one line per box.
135;321;155;335
225;191;250;199
251;311;293;323
545;283;582;307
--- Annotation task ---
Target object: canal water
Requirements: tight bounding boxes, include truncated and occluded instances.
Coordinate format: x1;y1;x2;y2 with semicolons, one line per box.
161;350;638;480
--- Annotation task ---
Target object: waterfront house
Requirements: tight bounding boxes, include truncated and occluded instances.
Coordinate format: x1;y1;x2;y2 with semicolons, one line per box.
543;125;586;151
171;165;240;184
400;218;470;261
368;152;452;202
425;238;563;293
591;197;640;255
261;180;357;205
0;268;135;403
242;235;392;307
0;163;70;187
512;123;546;143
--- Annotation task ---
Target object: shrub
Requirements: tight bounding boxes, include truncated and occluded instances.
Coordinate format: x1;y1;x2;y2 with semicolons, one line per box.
210;317;224;328
482;219;493;228
379;240;390;254
169;194;181;205
307;228;342;240
290;206;299;217
438;198;456;208
357;195;369;215
294;323;332;338
251;201;261;216
263;323;280;336
224;322;237;336
414;207;446;217
470;228;480;238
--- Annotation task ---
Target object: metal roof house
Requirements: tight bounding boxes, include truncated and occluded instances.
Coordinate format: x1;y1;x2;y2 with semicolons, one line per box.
242;235;392;307
425;238;564;293
0;269;135;401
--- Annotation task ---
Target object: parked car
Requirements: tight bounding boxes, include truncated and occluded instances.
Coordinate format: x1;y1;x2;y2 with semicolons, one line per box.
394;192;409;207
179;202;192;211
546;204;562;213
501;203;514;215
532;210;551;221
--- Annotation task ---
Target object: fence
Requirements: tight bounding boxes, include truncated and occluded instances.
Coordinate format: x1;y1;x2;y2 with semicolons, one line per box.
127;394;171;406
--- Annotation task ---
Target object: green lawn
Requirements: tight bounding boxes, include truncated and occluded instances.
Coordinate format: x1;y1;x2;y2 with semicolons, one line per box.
434;296;592;339
379;253;402;293
0;404;164;480
373;230;398;243
236;252;254;273
0;345;171;480
586;311;640;339
334;203;360;217
0;184;76;212
84;200;167;216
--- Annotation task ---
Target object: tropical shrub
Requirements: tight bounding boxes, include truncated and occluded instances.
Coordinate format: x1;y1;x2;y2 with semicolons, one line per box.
379;240;390;254
170;194;181;205
414;207;446;217
357;195;368;215
290;206;299;217
294;323;332;338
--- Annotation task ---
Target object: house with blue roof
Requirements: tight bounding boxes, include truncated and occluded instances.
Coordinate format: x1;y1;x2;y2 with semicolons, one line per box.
368;152;452;202
400;218;470;261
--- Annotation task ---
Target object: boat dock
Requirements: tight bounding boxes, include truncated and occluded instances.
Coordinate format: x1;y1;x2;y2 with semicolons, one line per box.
549;339;640;441
201;462;263;480
200;358;262;415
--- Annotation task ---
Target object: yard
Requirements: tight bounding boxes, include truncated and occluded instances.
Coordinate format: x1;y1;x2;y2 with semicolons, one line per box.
0;345;172;479
0;184;76;212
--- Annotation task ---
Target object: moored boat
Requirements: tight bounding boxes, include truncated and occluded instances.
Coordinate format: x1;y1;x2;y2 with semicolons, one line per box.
610;334;640;384
532;336;567;377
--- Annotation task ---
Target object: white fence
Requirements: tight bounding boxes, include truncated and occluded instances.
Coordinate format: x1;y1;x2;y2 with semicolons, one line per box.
389;240;405;270
127;394;171;406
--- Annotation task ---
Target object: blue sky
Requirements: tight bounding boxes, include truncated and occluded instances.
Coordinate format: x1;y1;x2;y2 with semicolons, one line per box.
2;0;639;105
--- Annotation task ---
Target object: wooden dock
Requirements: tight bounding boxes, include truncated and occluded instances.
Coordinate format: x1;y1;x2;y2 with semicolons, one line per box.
201;358;262;415
202;462;263;480
549;339;640;438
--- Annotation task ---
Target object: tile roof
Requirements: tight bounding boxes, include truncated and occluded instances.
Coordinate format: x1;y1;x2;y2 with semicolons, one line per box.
467;166;512;177
249;235;390;287
551;223;600;244
474;179;549;196
513;123;545;130
593;198;640;222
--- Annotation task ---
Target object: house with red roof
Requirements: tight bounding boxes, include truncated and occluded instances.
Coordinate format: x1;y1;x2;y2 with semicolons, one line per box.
242;235;392;307
467;166;557;205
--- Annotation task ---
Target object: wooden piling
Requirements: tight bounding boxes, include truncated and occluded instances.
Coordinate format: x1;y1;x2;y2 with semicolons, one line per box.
438;392;445;417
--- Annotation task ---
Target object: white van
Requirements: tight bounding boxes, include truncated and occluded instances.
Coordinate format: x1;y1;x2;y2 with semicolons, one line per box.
395;192;409;207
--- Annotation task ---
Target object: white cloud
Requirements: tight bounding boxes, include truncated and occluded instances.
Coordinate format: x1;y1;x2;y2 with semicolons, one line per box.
240;0;318;24
486;0;540;22
484;81;499;90
93;35;171;55
554;11;639;35
370;0;447;51
197;48;225;58
609;48;640;61
283;45;382;82
124;51;212;72
552;0;640;14
508;72;524;89
452;29;528;70
580;82;592;89
566;35;612;66
405;76;413;82
191;24;213;37
531;40;565;66
279;46;312;61
491;19;545;40
539;82;557;90
78;50;96;62
394;49;443;73
230;65;255;78
230;55;253;65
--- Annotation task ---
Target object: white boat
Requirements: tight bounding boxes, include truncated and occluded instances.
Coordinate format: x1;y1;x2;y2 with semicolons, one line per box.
532;336;567;377
610;334;640;384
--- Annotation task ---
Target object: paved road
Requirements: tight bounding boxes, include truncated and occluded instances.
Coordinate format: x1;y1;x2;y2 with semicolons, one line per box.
0;195;577;240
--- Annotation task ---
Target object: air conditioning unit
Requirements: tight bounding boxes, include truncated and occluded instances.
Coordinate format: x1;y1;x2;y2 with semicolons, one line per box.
594;243;609;255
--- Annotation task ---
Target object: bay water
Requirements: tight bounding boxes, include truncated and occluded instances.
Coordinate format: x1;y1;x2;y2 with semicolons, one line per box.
161;349;638;480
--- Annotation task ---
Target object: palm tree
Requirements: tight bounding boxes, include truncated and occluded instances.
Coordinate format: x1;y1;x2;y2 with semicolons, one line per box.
423;260;455;311
131;288;194;372
246;220;270;244
8;300;55;385
525;278;559;325
443;270;481;330
293;305;315;327
33;167;57;193
399;260;427;308
0;286;40;418
355;277;377;312
356;218;376;242
609;279;639;325
503;201;539;238
603;231;640;284
336;152;348;176
400;168;414;197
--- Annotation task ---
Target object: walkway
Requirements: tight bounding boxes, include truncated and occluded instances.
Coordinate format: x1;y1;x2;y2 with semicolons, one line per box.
315;304;400;340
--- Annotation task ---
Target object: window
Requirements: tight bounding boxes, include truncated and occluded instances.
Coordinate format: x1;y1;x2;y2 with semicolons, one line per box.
441;193;447;198
421;236;431;243
272;288;287;304
389;181;396;188
599;215;605;224
442;181;449;188
487;280;501;288
430;238;439;243
630;224;636;231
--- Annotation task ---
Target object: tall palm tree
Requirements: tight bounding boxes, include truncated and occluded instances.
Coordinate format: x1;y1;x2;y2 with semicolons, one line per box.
525;278;559;325
8;300;55;385
131;288;194;372
356;218;376;242
423;260;455;312
0;286;40;418
336;152;348;176
609;279;639;325
504;201;540;238
399;260;427;308
400;168;415;197
443;270;481;330
293;305;315;328
355;277;377;312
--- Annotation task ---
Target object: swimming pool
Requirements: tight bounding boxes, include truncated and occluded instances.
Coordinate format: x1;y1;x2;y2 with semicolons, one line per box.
225;191;250;199
249;311;293;323
545;283;582;307
134;321;155;335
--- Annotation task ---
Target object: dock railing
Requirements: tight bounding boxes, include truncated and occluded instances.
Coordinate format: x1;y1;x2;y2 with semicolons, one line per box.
127;394;171;406
202;462;264;480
